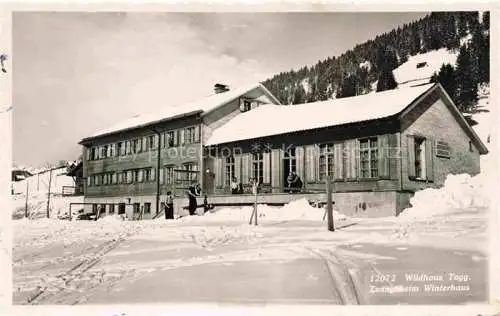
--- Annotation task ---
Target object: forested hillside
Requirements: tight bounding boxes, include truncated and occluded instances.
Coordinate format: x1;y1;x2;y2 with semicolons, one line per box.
262;11;490;113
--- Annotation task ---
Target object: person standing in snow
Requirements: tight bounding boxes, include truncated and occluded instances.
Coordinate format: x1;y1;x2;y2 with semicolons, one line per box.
187;181;199;216
165;191;174;220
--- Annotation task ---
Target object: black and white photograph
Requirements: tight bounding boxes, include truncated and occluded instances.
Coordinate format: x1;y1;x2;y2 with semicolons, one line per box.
7;9;498;309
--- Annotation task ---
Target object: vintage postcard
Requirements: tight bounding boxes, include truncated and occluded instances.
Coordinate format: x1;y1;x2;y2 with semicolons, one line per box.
3;3;499;315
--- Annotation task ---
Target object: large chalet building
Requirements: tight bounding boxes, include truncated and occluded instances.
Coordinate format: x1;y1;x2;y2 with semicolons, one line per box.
79;82;488;219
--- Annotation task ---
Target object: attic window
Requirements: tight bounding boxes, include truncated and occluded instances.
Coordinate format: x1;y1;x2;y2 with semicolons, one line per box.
240;98;252;112
469;140;474;152
436;140;451;159
416;62;427;69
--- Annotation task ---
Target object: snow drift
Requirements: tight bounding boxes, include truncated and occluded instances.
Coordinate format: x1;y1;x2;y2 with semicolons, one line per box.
181;198;350;223
398;174;490;221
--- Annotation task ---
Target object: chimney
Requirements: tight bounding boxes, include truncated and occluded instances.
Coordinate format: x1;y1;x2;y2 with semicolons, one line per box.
214;83;230;94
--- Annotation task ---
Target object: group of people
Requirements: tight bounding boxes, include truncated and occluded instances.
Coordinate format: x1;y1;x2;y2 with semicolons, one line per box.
162;172;303;220
163;182;203;220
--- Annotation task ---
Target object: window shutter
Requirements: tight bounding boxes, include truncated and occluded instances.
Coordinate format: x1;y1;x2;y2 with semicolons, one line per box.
221;158;227;186
138;170;143;182
86;148;91;161
194;125;200;143
174;131;179;146
179;129;185;145
407;135;416;178
153;135;158;149
214;157;222;188
271;149;281;188
344;140;357;179
137;138;142;152
241;154;250;184
425;138;434;182
378;135;390;179
305;145;316;182
295;146;304;181
151;168;156;181
107;145;112;157
234;154;242;182
334;143;344;180
263;151;271;184
159;168;164;184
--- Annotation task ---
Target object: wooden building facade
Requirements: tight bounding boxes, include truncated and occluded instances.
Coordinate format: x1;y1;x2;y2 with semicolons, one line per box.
204;83;488;217
79;83;488;219
78;83;281;219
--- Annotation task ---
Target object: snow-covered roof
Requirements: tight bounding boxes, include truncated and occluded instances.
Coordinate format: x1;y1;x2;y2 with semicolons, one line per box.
206;84;435;146
84;83;278;140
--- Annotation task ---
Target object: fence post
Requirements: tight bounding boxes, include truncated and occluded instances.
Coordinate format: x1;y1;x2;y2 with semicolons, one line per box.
25;180;29;219
46;168;53;219
249;181;258;226
326;175;335;232
254;186;258;226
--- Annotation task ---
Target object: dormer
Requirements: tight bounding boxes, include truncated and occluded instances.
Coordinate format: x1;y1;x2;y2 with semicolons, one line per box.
239;97;260;113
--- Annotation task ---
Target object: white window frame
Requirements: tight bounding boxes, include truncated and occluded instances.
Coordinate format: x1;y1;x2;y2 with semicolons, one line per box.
359;137;379;179
318;143;334;181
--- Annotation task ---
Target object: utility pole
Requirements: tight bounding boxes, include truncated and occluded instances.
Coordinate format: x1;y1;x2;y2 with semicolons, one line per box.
326;175;335;232
46;168;53;219
152;129;162;216
25;180;29;219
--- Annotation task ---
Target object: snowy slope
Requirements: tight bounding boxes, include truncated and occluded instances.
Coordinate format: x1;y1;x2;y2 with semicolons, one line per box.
12;166;74;196
393;48;458;86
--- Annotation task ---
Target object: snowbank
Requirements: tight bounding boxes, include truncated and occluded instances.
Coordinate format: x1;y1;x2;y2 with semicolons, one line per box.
180;198;350;223
399;174;490;221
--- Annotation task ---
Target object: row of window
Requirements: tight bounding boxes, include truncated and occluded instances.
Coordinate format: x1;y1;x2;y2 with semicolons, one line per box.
87;126;201;161
92;202;152;215
221;138;381;185
87;163;198;187
224;152;267;185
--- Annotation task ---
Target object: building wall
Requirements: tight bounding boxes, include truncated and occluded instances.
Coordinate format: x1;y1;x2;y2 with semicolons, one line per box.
209;124;402;195
83;115;203;203
400;96;481;193
202;88;279;144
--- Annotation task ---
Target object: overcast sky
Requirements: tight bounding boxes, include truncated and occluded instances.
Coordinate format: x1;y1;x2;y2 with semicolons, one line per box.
13;12;427;167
